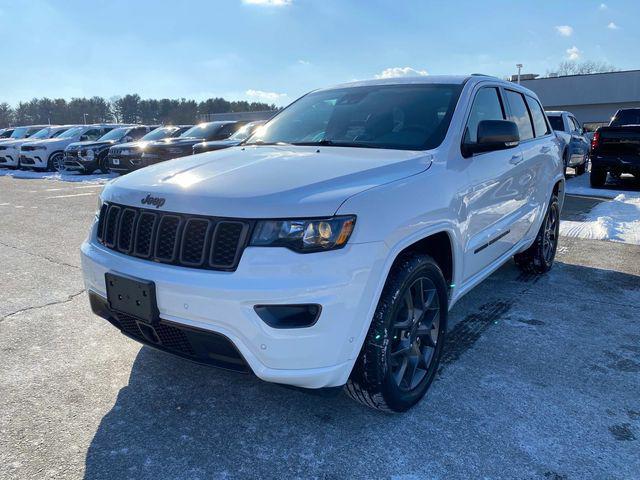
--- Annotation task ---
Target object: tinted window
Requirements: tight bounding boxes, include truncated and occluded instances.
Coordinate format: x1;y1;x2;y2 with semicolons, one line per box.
83;129;103;140
129;127;148;140
464;87;504;143
547;115;564;131
525;97;550;137
140;126;179;141
569;117;581;132
247;84;463;151
505;90;534;141
610;109;640;127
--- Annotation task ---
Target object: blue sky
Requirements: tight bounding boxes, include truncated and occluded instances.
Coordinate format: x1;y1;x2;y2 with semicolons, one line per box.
0;0;637;106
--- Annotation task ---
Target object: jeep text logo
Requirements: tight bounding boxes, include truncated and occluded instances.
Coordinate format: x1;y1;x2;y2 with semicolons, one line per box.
141;194;166;209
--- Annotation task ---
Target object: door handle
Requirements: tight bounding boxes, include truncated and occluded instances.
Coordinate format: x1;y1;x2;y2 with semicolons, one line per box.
509;154;524;165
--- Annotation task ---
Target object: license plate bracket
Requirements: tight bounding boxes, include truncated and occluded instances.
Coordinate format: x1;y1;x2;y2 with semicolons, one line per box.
105;272;159;324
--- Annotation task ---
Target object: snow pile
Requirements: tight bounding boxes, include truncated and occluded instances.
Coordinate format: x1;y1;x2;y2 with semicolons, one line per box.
0;168;115;184
560;193;640;245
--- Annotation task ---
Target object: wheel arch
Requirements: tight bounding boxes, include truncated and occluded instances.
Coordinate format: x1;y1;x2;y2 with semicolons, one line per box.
48;150;65;161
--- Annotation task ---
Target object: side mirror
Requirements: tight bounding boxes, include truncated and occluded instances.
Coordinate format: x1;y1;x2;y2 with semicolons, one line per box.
463;120;519;157
124;136;133;143
79;135;89;141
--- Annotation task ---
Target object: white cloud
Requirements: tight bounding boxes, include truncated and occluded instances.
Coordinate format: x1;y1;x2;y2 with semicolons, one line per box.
555;25;574;37
607;21;619;29
297;59;311;65
246;89;287;101
242;0;292;6
599;3;607;10
375;66;429;79
566;46;581;61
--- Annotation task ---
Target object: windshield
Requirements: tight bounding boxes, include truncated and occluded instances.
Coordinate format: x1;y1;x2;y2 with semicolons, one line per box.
547;116;564;131
58;126;85;139
10;127;30;138
246;84;462;150
610;109;640;127
98;127;128;142
140;126;178;141
180;123;222;139
230;122;264;141
30;128;54;139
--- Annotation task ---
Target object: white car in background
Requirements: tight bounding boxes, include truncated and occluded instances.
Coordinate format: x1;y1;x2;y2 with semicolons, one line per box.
19;124;121;171
0;125;48;146
0;125;75;168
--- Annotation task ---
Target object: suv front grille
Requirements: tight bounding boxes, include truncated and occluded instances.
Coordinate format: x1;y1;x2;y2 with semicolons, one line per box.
97;202;251;271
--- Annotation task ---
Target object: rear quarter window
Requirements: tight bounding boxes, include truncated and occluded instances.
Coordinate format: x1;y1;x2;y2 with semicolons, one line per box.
525;96;550;137
505;90;534;141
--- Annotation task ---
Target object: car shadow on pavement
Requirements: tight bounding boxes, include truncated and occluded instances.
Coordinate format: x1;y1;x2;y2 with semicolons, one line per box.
83;257;640;480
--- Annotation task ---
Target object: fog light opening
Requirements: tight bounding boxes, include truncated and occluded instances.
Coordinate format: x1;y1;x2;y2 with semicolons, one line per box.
253;304;322;329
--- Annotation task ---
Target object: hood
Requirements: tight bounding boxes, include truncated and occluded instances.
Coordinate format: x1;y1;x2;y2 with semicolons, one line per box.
0;138;29;148
110;141;147;152
22;137;70;148
202;139;239;148
103;145;433;218
67;140;116;150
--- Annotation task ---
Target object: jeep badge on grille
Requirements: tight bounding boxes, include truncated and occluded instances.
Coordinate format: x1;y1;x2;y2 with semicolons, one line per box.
141;194;166;209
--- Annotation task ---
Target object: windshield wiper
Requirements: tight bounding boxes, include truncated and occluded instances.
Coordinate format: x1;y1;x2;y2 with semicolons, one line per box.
243;140;293;147
291;140;387;149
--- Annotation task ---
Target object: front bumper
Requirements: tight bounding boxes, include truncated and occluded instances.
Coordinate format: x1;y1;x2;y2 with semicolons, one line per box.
81;227;387;389
108;152;143;174
63;152;97;172
19;151;47;168
0;148;19;167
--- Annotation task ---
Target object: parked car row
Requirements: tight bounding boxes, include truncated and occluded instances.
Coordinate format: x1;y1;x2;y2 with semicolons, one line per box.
0;119;266;175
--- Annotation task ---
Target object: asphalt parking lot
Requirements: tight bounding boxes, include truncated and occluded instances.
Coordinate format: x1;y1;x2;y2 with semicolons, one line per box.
1;174;639;480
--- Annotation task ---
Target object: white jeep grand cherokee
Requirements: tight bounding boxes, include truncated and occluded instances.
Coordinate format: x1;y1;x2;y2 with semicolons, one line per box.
81;76;564;412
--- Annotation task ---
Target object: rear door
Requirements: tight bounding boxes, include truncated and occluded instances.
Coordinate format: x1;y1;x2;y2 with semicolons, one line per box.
461;85;524;281
504;90;554;242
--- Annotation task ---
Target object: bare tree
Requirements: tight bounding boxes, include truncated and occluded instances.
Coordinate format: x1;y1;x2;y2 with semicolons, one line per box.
549;60;618;77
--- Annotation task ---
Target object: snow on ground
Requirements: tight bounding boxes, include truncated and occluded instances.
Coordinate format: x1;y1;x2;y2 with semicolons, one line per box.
562;172;640;245
560;193;640;245
0;167;115;184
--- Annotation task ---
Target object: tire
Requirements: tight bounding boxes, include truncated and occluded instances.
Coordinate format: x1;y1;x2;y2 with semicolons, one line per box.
562;150;569;177
575;161;586;176
48;152;65;173
98;156;109;174
514;194;560;274
590;168;607;188
345;253;448;412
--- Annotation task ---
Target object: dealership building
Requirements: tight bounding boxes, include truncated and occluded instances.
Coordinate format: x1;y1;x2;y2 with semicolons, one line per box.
519;69;640;130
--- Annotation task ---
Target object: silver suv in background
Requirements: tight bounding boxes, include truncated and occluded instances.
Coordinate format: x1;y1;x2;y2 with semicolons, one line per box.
546;111;590;176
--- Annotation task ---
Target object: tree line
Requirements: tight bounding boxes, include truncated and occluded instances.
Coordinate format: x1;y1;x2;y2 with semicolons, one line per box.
0;94;277;128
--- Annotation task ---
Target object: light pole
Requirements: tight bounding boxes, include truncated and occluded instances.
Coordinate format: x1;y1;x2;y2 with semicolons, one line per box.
83;113;88;125
516;64;523;84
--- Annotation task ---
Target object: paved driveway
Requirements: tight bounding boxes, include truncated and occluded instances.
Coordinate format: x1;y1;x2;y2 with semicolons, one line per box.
1;176;638;479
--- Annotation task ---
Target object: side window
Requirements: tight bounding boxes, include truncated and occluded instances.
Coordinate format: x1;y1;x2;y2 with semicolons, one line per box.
505;90;534;141
464;87;505;144
569;117;581;132
525;96;550;137
83;129;101;140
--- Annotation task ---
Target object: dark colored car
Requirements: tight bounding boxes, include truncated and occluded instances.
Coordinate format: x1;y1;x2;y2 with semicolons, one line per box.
140;121;246;167
108;125;192;175
64;125;158;174
192;121;266;155
590;108;640;187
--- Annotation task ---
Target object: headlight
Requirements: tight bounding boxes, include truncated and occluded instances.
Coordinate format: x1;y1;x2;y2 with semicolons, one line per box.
250;216;356;253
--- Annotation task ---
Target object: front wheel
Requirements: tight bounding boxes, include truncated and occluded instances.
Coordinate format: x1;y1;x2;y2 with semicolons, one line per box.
345;254;448;412
98;156;110;174
48;152;65;172
514;194;560;274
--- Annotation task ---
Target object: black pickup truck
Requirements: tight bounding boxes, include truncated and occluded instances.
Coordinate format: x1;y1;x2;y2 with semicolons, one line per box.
590;108;640;187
